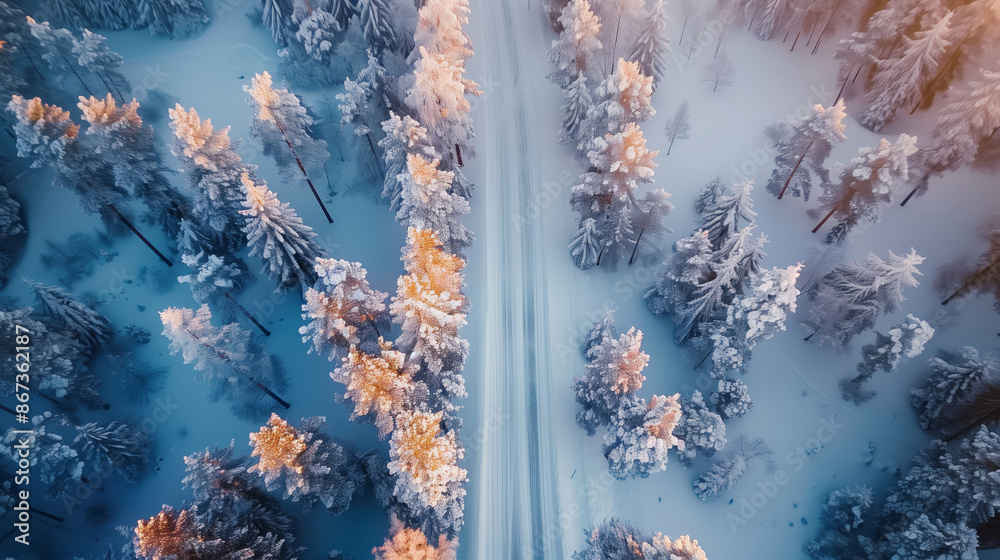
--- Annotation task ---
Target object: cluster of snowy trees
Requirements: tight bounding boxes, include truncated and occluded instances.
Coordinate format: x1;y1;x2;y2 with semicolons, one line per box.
573;518;709;560
574;308;704;479
840;313;933;404
910;346;999;434
45;0;209;38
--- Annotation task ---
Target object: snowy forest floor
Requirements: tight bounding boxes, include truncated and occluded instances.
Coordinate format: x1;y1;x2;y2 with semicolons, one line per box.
1;0;1000;558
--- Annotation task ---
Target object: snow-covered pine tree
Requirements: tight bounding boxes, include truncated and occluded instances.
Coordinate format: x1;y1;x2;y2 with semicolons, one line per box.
629;0;669;89
711;377;753;418
941;223;1000;309
645;230;713;316
766;100;847;200
239;172;327;292
573;519;709;560
804;485;874;560
859;12;952;132
810;134;917;235
701;179;756;250
339;51;393;163
74;420;152;482
137;0;210;38
301;257;389;361
160;305;290;418
911;346;998;430
133;505;202;560
804;249;924;350
630;189;672;265
0;185;24;241
574;326;648;435
1;420;82;500
582;306;617;361
843;314;934;404
248;413;356;513
0;307;86;402
78;94;189;237
579;58;654;145
379;111;436;211
904;69;1000;206
603;393;684;479
693;434;772;501
72;29;130;102
397;153;473;254
24;16;98;96
333;340;417;438
177;251;246;305
25;279;111;353
591;0;647;74
168;104;252;252
663;100;691;156
695;177;725;216
260;0;294;46
559;71;593;145
673;390;726;467
357;0;397;53
548;0;602;87
373;516;459;560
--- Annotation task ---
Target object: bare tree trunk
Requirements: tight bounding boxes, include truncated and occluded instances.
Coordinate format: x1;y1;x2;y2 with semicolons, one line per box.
910;40;968;115
942;258;1000;305
777;140;815;199
456;144;464;167
835;68;852;102
628;227;645;265
108;204;173;266
58;51;95;97
812;190;853;233
715;20;729;57
790;31;801;52
274;120;334;223
224;292;271;336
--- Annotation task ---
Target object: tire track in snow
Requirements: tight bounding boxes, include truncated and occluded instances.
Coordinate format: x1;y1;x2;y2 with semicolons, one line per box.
465;0;564;558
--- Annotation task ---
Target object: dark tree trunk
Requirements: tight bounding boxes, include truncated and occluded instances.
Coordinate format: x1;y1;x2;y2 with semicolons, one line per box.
456;143;464;167
777;140;815;199
224;292;271;336
255;382;291;408
942;258;1000;305
108;204;173;266
274;120;333;223
628;227;645;265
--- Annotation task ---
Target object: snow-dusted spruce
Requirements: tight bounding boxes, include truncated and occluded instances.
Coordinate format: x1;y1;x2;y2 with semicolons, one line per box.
390;228;469;410
629;0;669;90
373;515;459;560
559;72;594;146
406;0;480;171
379;111;437;211
160;304;290;418
133;442;300;560
803;249;924;351
841;314;934;404
137;0;210;38
397;153;473;254
548;0;602;87
0;185;24;241
388;410;467;539
0;21;27;104
574;325;649;435
248;413;356;513
259;0;295;46
573;518;709;560
339;52;393;166
693;434;773;501
673;391;727;467
911;346;998;431
0;307;91;404
1;418;82;500
579;58;655;147
71;29;131;101
645;230;713;317
169;104;253;252
583;306;617;361
862;426;1000;560
904;69;1000;205
356;0;398;53
662;99;691;156
711;377;753;419
73;420;152;483
940;224;1000;309
78;94;190;237
804;485;874;560
603;393;684;479
7;95;129;230
333;340;417;438
301;257;389;361
810;135;917;237
177;251;247;305
589;0;649;74
25;279;111;353
858;12;952;132
700;179;756;251
702;52;735;93
765;100;847;200
240;173;327;292
25;18;129;100
701;263;803;378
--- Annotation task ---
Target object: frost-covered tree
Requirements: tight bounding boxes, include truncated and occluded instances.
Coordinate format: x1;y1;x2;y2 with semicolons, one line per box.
673;390;726;467
842;314;934;404
804;485;874;560
663;100;691;156
26;17;98;96
711;377;753;419
941;223;1000;310
74;420;152;483
703;263;802;377
248;413;356;513
397;153;473;254
133;506;202;560
1;419;83;500
603;393;684;479
702;52;735;93
72;29;130;101
388;410;467;538
569;217;603;270
548;0;602;87
26;279;111;353
240;173;327;292
357;0;397;53
0;185;24;241
904;69;1000;206
160;305;290;418
629;188;673;265
694;177;725;217
579;59;654;143
0;307;88;402
574;326;648;435
137;0;210;38
339;51;393;162
583;306;617;361
804;249;924;350
810;135;917;235
700;179;756;251
693;434;772;500
631;0;670;89
177;251;246;305
301;258;389;361
168;104;252;252
259;0;295;46
859;12;952;132
645;230;713;317
374;516;459;560
559;72;593;145
911;347;999;430
573;519;709;560
333;340;417;438
380;111;437;211
766;100;847;200
78;94;189;237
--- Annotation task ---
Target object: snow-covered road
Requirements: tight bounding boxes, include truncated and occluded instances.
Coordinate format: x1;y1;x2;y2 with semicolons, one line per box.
462;1;568;558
